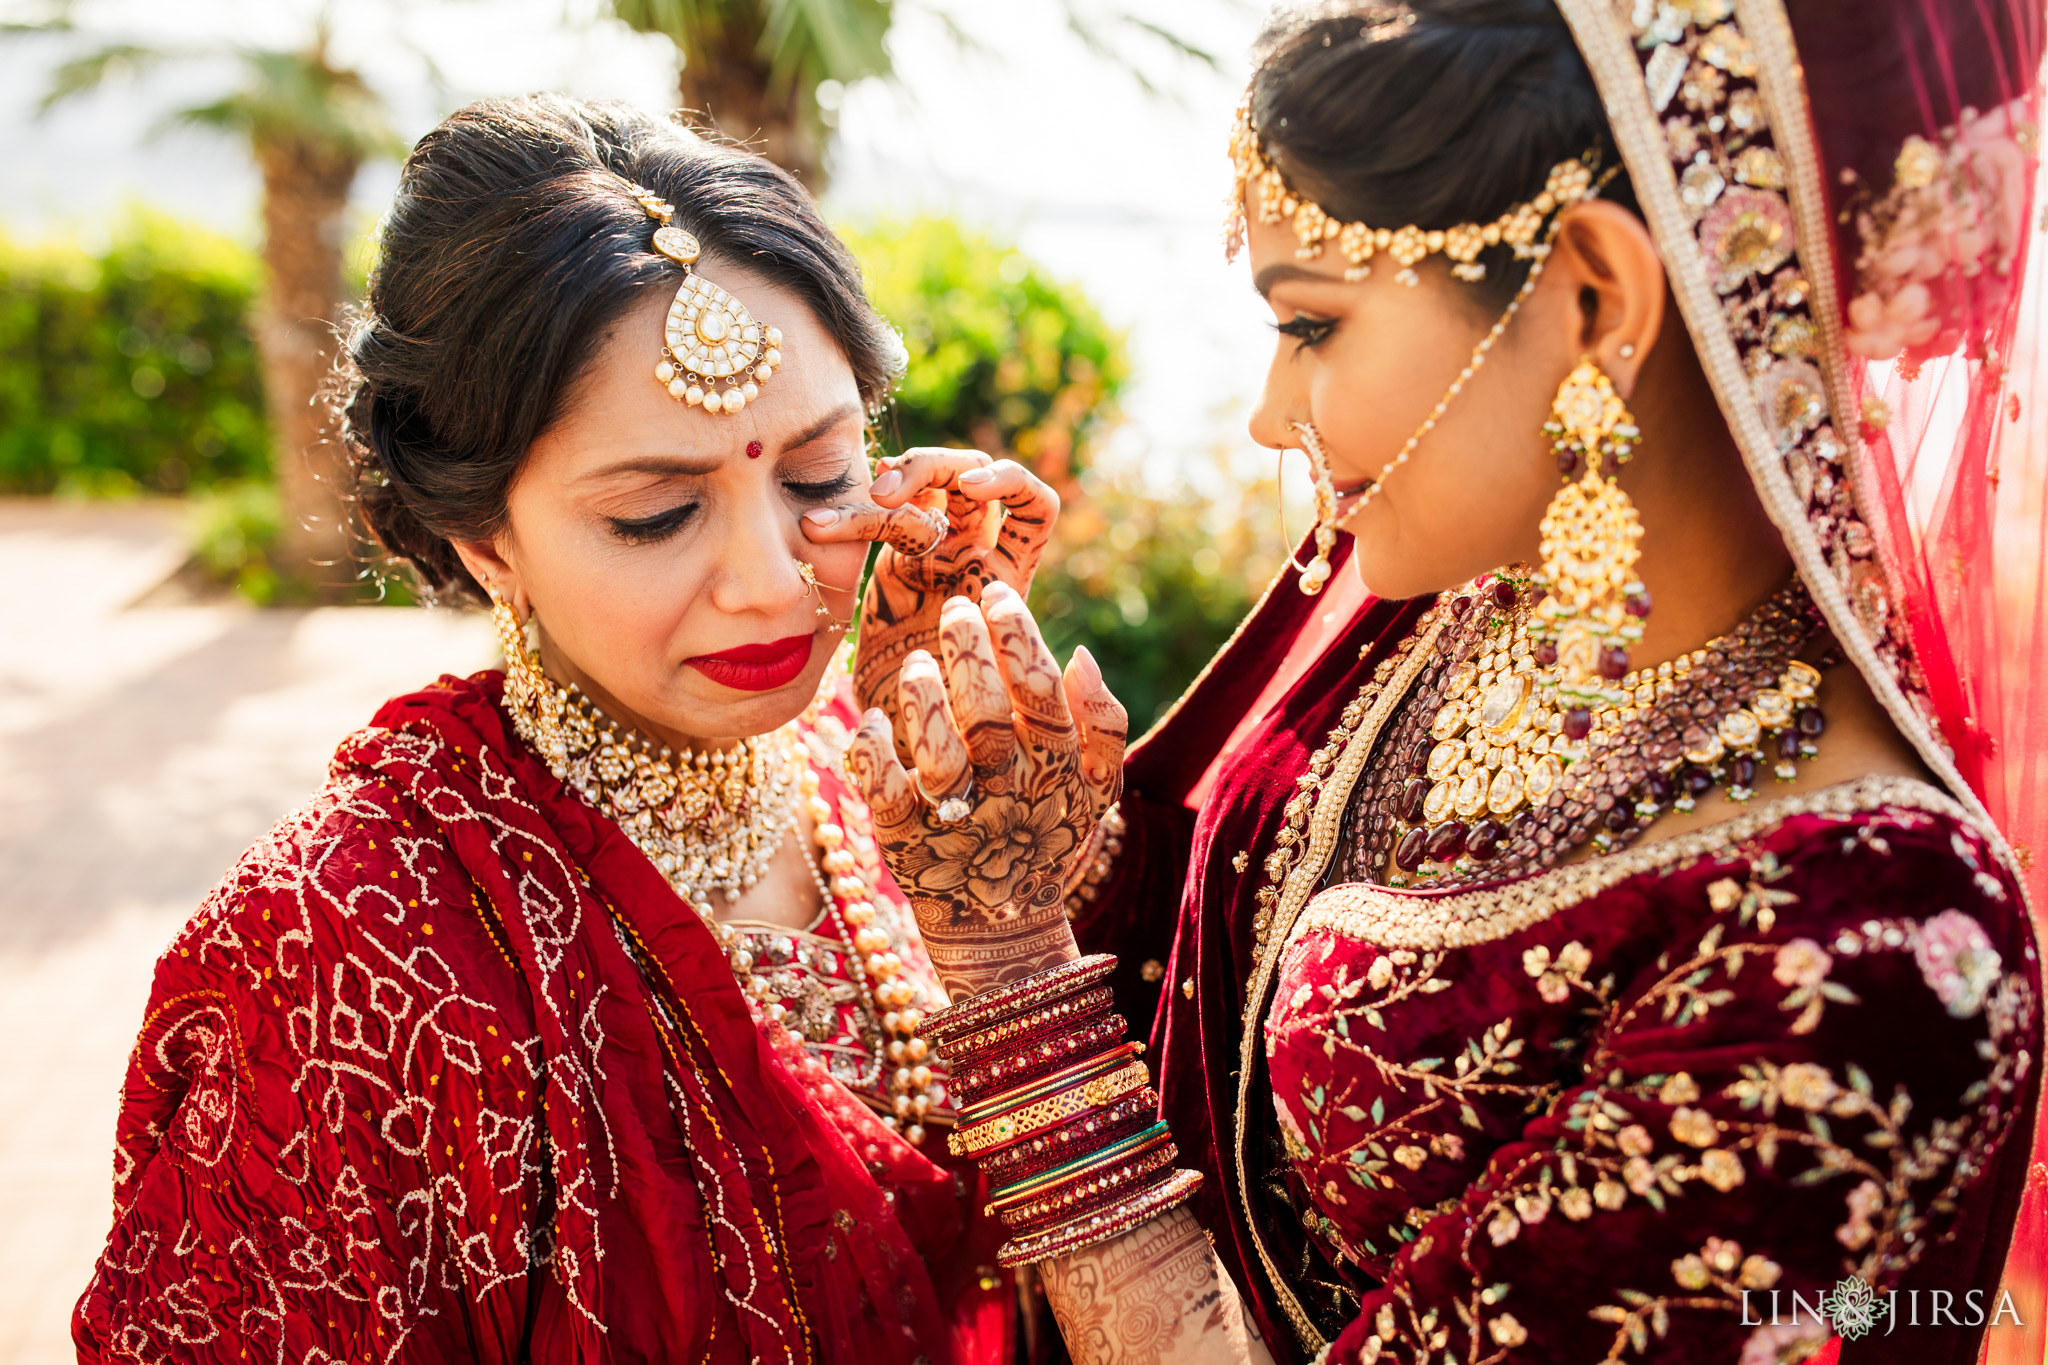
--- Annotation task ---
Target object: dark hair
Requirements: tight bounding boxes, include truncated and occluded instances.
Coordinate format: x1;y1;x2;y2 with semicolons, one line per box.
1249;0;1640;308
340;93;897;604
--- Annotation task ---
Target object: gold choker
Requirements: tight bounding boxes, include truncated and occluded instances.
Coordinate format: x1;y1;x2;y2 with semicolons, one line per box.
494;602;801;907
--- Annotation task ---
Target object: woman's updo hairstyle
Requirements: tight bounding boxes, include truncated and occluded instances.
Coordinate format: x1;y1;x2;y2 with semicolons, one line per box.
340;93;899;604
1249;0;1641;308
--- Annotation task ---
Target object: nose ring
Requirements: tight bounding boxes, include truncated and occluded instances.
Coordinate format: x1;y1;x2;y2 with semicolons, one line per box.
796;559;854;632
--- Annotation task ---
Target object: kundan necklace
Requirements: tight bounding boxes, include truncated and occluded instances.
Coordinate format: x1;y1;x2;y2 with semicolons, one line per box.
502;666;803;908
1338;574;1831;890
498;621;947;1143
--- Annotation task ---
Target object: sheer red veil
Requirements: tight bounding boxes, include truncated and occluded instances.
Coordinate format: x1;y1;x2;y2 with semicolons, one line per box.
1554;0;2046;1349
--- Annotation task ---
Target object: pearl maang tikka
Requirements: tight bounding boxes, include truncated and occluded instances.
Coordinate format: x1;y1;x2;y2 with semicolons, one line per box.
628;184;783;416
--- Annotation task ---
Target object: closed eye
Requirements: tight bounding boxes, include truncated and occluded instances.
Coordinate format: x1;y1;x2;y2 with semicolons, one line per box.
783;470;859;502
1274;315;1336;351
607;503;699;543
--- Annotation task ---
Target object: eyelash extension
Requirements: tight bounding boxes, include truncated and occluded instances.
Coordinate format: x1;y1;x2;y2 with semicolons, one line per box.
607;503;699;544
783;470;858;502
1274;315;1337;351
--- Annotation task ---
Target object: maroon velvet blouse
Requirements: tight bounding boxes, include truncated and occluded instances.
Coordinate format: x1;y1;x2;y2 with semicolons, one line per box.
1072;539;2040;1365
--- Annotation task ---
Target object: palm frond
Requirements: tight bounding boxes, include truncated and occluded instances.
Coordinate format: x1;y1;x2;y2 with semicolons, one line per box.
1060;4;1223;101
38;41;170;113
154;47;402;161
760;0;893;94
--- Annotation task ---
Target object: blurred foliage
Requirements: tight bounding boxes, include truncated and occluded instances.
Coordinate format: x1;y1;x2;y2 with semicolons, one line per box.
0;212;270;496
1034;467;1287;735
846;217;1128;482
189;480;283;604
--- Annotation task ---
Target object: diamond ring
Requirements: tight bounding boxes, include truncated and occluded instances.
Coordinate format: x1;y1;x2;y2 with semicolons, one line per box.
915;769;974;824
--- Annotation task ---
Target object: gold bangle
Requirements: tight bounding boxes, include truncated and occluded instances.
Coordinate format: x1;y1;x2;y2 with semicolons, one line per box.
948;1059;1150;1157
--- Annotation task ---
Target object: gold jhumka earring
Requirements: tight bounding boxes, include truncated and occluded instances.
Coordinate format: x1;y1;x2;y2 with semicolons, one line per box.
489;592;569;761
1529;357;1649;714
626;182;784;416
795;559;854;632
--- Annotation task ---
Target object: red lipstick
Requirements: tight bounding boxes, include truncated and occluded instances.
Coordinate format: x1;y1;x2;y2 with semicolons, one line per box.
684;633;817;692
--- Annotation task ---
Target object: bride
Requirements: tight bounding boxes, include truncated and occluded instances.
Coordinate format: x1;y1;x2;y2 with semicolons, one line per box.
827;1;2048;1363
71;93;1109;1363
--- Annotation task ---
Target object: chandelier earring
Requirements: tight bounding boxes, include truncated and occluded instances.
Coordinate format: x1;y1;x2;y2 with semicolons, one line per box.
489;592;570;763
1529;357;1650;731
795;560;855;632
1287;421;1339;596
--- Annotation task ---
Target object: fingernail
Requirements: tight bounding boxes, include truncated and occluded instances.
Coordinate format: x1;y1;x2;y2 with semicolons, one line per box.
864;707;888;728
958;467;993;485
1072;644;1103;689
872;470;902;497
983;579;1017;601
803;508;840;526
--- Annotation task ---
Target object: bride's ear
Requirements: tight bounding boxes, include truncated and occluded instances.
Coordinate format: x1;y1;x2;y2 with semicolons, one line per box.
1549;201;1666;397
452;536;522;611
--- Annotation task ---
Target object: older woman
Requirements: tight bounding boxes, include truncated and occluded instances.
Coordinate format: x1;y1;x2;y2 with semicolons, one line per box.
835;2;2048;1363
71;94;1117;1363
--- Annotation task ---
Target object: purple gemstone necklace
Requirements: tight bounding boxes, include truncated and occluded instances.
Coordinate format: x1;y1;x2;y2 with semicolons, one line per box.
1337;574;1830;891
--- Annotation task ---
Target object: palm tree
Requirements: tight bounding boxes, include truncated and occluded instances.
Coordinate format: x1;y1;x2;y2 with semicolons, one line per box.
607;0;893;190
34;20;402;593
607;0;1220;191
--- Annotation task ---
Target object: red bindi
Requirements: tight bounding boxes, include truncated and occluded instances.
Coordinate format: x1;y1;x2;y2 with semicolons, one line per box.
746;440;763;459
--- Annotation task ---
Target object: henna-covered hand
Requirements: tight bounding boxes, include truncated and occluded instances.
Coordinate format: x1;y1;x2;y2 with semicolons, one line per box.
1039;1206;1272;1365
800;447;1060;744
843;580;1125;999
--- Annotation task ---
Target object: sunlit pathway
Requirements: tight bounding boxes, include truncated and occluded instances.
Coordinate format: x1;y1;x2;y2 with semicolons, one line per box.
0;500;494;1363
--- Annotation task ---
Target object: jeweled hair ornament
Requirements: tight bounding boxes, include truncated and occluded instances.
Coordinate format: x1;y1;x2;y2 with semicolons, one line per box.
1224;94;1604;285
627;183;783;415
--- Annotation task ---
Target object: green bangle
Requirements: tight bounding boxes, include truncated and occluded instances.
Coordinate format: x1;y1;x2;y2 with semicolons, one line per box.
987;1122;1171;1210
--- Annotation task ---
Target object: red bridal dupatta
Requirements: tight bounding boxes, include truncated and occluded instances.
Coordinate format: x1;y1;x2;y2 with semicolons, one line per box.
73;672;1006;1364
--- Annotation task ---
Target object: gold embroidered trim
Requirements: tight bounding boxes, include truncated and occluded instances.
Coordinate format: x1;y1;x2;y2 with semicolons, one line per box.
1231;605;1451;1353
1286;775;1968;954
1553;0;2025;900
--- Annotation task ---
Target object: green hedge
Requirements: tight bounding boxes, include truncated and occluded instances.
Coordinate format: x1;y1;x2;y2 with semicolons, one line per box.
0;212;270;495
845;217;1127;479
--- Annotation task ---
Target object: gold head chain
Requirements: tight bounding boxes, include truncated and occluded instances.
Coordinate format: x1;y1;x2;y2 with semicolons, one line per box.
1224;94;1602;285
1224;91;1617;592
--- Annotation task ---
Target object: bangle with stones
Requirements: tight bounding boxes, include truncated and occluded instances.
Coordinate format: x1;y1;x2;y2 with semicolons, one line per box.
996;1168;1204;1267
978;1093;1160;1186
953;1021;1131;1108
1063;804;1128;920
995;1139;1180;1232
988;1122;1173;1213
946;987;1115;1064
925;955;1118;1048
948;1060;1151;1158
959;1043;1144;1124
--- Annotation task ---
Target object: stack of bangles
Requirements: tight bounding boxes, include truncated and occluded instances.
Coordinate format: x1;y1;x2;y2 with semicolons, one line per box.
926;954;1201;1265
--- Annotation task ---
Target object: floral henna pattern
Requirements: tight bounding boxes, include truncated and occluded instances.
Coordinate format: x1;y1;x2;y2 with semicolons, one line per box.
853;452;1060;744
845;583;1125;998
1039;1205;1265;1365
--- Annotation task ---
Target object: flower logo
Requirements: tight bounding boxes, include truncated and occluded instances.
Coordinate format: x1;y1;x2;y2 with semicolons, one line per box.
1818;1275;1882;1340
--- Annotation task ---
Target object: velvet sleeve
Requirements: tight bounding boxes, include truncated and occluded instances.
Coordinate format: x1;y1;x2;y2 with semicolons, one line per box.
1313;815;2039;1365
1067;791;1197;1040
72;787;531;1362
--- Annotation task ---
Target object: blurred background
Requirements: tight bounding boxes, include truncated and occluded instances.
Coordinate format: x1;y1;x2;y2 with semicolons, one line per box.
0;0;1307;1356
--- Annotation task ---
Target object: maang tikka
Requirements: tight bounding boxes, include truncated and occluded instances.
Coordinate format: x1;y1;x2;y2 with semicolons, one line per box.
1529;357;1649;713
627;183;783;416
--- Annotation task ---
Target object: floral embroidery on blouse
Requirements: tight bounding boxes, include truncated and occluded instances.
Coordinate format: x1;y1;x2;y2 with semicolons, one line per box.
1266;792;2038;1363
